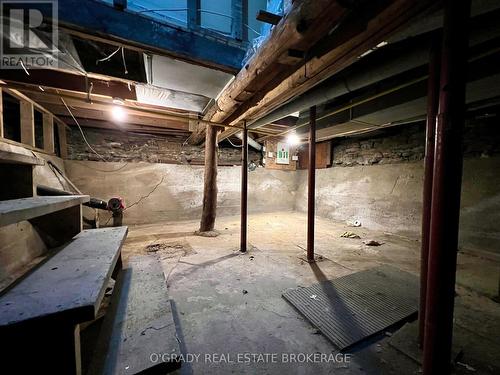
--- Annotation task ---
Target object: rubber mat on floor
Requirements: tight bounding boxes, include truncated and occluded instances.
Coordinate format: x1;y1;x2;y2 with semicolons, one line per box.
282;264;419;350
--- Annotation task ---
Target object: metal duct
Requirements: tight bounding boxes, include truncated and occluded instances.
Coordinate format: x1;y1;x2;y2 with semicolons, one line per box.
248;12;500;130
235;133;262;151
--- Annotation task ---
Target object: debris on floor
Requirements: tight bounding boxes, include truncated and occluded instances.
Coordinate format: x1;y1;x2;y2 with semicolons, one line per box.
194;230;220;237
144;242;194;259
346;219;362;227
363;240;384;246
341;231;361;239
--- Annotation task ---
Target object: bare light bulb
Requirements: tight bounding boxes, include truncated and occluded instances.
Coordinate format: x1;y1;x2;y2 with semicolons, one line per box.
111;105;126;122
286;133;300;146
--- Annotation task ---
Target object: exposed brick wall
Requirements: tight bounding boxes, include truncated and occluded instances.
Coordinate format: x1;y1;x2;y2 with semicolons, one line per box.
263;138;299;170
67;127;261;165
331;118;500;167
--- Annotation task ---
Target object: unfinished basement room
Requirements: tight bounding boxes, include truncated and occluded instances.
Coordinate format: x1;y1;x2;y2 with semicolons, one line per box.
1;0;500;374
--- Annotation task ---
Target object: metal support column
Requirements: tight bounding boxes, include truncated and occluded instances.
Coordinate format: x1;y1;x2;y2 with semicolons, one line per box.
423;1;471;373
419;36;442;348
240;123;248;253
307;106;316;263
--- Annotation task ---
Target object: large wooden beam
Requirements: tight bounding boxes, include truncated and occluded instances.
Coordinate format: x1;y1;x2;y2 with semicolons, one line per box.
0;69;136;100
216;0;436;142
43;0;245;73
41;104;190;131
189;0;348;144
199;125;220;232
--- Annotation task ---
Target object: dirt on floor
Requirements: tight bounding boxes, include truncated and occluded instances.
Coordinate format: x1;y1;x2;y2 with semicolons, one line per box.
119;211;500;375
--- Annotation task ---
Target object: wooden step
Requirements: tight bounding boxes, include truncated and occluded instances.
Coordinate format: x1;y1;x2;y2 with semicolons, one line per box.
0;226;128;328
0;226;128;375
88;255;181;375
0;195;89;227
0;143;45;166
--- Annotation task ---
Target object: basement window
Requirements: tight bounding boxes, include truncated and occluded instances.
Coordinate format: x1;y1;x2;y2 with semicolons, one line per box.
2;92;21;142
34;109;44;149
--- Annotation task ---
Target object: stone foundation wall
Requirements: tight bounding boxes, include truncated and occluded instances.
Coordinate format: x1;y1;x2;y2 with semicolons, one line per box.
67;127;261;166
331;119;500;167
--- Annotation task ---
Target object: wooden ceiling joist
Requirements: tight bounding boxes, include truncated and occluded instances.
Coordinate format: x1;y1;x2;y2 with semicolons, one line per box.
188;0;349;144
195;0;436;144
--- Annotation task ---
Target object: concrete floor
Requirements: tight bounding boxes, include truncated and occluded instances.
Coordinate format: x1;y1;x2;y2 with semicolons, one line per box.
121;212;500;374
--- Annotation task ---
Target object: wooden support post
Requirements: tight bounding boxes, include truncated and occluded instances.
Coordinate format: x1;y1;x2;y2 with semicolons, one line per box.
423;0;470;373
0;88;3;138
20;100;34;146
43;113;55;154
199;125;219;232
419;36;441;348
307;106;316;263
240;123;248;253
57;122;68;158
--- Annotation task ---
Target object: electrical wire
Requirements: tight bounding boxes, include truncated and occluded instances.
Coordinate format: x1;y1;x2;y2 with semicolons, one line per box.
227;137;243;148
96;46;121;65
121;47;128;75
60;97;107;162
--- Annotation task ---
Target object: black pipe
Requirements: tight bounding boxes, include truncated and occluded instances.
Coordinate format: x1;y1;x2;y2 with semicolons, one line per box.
37;185;109;210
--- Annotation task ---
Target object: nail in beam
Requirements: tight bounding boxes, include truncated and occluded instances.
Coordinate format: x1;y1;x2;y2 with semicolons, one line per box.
418;35;441;348
423;0;471;373
307;106;316;263
240;122;248;253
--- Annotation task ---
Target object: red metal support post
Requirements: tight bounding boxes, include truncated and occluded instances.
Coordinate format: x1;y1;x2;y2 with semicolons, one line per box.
423;0;471;374
419;35;442;349
307;106;316;262
240;123;248;253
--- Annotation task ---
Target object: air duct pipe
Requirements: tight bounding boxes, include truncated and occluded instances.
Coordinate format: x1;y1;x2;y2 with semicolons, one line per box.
235;132;262;151
248;21;499;130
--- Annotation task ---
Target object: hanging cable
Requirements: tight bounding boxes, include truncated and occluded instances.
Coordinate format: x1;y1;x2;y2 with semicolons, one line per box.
60;97;107;162
96;46;121;65
121;47;128;75
19;60;30;75
227;137;243;148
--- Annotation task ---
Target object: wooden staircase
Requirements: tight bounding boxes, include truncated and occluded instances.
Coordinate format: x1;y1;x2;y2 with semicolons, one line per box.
0;144;180;374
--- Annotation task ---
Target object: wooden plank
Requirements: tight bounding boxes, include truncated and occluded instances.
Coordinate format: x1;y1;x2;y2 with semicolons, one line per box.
20;100;34;146
88;255;180;375
256;10;283;25
298;141;331;169
0;226;128;328
0;195;89;227
188;0;347;144
0;140;45;165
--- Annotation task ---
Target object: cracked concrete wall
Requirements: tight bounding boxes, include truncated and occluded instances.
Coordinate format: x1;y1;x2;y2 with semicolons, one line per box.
64;161;298;226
